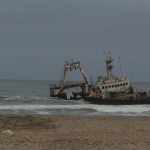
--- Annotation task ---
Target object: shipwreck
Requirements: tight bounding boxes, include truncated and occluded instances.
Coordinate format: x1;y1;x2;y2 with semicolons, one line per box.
50;50;150;105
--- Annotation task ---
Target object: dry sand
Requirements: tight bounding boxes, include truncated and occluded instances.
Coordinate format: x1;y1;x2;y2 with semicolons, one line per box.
0;115;150;150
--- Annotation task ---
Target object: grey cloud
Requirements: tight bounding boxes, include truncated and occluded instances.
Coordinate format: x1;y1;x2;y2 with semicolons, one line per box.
0;0;150;81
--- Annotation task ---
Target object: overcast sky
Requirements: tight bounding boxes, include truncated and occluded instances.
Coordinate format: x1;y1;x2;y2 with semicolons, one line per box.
0;0;150;82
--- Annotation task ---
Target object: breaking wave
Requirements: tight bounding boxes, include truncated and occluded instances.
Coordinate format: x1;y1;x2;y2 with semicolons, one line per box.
2;95;50;101
0;104;150;116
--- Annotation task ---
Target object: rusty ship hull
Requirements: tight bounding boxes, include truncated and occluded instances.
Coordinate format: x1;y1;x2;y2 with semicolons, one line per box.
83;96;150;105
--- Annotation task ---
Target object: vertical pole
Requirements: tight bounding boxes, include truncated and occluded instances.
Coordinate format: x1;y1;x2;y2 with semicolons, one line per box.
59;67;68;94
119;57;122;77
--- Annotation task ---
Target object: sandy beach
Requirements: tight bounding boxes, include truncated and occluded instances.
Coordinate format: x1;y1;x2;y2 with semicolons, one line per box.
0;115;150;150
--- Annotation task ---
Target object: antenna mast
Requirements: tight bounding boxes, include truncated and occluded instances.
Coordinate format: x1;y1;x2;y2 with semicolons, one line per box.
119;57;122;77
103;49;114;79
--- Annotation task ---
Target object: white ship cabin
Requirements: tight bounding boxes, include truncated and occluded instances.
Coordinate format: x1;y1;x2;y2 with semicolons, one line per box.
95;76;130;93
97;50;131;94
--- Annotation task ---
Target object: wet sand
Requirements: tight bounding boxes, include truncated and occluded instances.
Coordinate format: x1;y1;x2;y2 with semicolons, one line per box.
0;115;150;150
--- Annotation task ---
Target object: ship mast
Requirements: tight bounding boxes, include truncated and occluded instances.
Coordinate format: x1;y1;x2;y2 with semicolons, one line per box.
104;50;114;79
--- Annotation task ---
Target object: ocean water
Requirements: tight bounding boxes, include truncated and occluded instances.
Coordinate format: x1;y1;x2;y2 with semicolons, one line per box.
0;80;150;116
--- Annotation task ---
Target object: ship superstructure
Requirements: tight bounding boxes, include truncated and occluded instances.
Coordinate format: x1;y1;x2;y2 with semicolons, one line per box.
95;51;131;98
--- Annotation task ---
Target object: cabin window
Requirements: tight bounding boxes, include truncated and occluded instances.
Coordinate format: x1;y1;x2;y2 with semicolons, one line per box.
112;85;114;88
126;82;128;85
123;83;125;86
109;85;111;88
102;86;104;89
105;86;108;89
115;84;117;87
121;83;123;86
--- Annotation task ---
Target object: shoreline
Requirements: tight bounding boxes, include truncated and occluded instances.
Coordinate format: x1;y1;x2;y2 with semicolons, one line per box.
0;115;150;150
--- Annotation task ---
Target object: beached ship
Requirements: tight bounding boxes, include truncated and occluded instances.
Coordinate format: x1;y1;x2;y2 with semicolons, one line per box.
83;51;150;105
50;51;150;105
